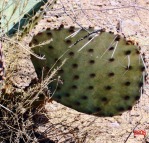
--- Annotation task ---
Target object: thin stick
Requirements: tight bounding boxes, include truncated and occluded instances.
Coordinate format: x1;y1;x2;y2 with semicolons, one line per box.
60;0;90;33
78;34;97;52
124;122;140;143
69;29;101;48
0;104;14;114
2;37;45;60
31;38;53;48
50;76;61;98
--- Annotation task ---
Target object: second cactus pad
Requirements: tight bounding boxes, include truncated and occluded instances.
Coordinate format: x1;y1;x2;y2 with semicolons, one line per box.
0;0;48;36
31;27;144;116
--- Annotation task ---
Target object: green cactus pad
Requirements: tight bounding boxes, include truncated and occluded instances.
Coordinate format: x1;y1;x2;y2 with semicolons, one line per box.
31;27;144;116
0;0;48;36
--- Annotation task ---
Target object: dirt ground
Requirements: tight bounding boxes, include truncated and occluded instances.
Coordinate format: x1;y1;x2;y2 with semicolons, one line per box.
13;0;149;142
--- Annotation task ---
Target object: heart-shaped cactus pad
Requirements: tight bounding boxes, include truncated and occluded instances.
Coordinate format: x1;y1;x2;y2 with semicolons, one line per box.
31;27;144;116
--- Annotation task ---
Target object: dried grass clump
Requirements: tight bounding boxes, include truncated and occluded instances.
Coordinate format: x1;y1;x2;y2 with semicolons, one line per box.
0;89;49;142
0;38;53;142
0;37;86;143
0;38;41;142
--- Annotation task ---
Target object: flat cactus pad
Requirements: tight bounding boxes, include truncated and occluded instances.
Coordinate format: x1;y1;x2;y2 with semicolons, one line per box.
31;27;144;116
0;0;48;36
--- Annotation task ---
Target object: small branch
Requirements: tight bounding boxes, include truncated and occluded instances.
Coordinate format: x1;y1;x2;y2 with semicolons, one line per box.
124;122;140;143
78;34;97;52
2;37;45;60
0;104;14;114
69;29;101;48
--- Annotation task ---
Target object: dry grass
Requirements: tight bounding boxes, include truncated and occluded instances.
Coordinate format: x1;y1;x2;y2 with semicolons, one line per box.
0;37;51;142
0;37;87;143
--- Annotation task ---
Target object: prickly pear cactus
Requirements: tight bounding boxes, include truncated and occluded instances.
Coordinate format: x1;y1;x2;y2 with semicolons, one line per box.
30;27;144;117
0;0;49;36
